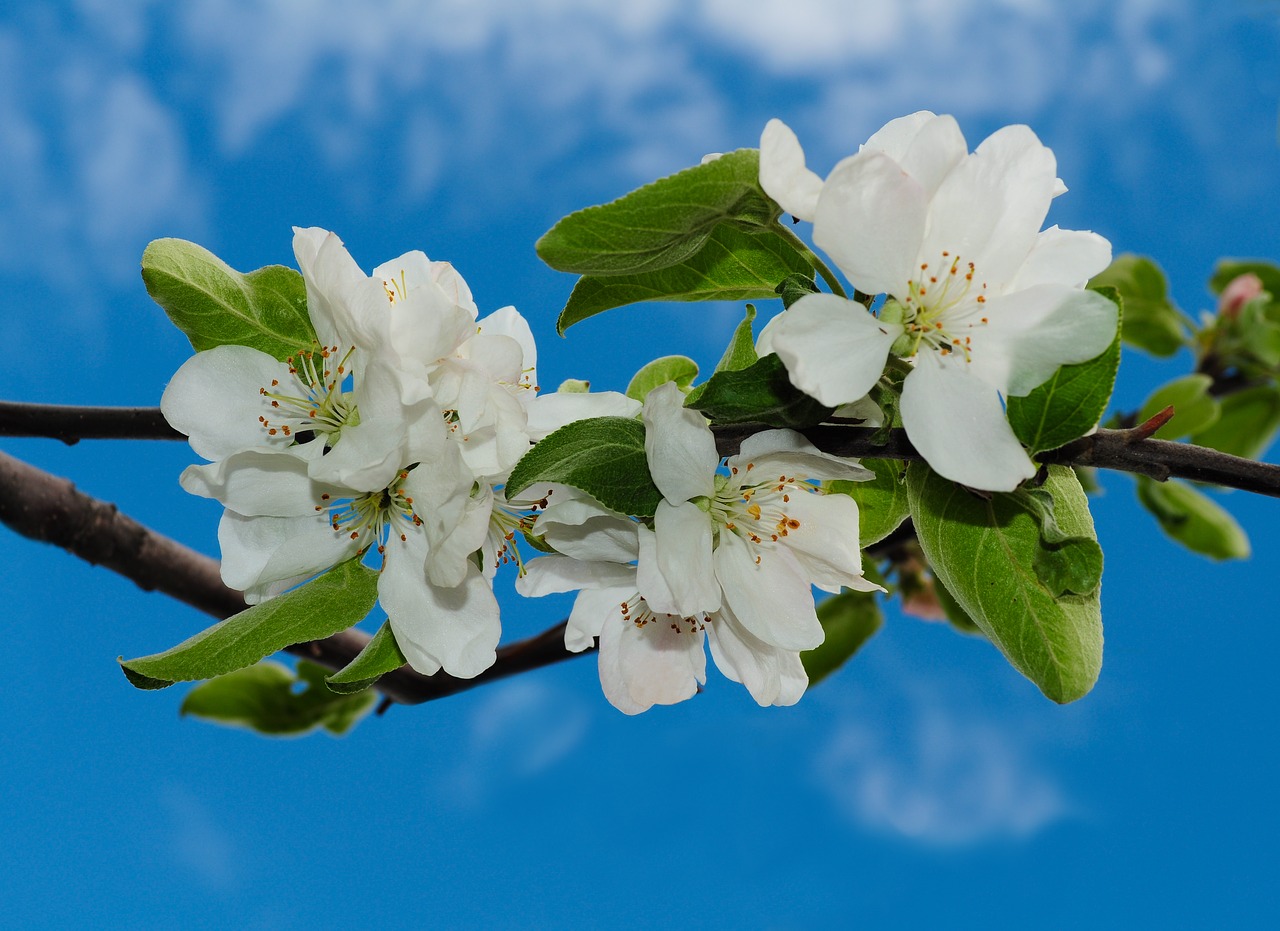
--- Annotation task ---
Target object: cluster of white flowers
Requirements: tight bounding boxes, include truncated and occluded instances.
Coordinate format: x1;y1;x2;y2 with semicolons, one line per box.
165;111;1116;714
759;112;1117;491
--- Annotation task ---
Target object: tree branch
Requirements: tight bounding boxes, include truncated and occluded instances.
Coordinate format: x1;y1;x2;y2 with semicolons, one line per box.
0;448;590;706
6;401;1280;497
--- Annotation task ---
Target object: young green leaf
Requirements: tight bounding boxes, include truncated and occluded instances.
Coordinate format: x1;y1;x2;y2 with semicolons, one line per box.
1136;374;1220;440
181;661;377;737
1190;386;1280;459
1135;477;1250;561
1007;288;1123;454
776;273;820;309
713;303;760;374
626;356;699;403
325;621;408;694
119;558;380;689
801;590;883;685
827;458;910;547
556;224;812;333
907;463;1103;704
685;353;833;429
536;149;780;277
1088;254;1188;357
505;416;662;517
1009;487;1103;597
142;238;316;360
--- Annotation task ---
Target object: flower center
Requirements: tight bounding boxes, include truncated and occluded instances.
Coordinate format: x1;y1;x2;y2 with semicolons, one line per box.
259;343;360;445
314;469;422;556
711;462;814;563
618;593;707;634
898;250;990;362
488;495;543;575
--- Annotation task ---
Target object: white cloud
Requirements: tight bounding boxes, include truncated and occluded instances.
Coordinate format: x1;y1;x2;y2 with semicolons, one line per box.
159;784;240;889
436;679;591;807
815;698;1069;845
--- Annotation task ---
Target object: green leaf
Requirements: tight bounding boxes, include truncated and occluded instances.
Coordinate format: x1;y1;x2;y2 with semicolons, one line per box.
556;224;812;333
776;273;820;309
626;356;699;402
685;353;833;429
1007;289;1122;454
141;238;317;360
907;463;1103;703
536;149;779;277
181;661;377;737
801;590;883;685
933;576;984;636
827;458;910;547
558;379;591;393
1190;385;1280;459
714;303;760;374
1137;374;1221;440
120;558;380;689
1208;259;1280;297
505;416;661;517
1089;254;1188;357
1009;487;1104;596
1135;477;1250;561
325;621;408;694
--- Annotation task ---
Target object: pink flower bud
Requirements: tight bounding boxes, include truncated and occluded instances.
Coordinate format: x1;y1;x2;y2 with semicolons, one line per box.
1218;272;1264;319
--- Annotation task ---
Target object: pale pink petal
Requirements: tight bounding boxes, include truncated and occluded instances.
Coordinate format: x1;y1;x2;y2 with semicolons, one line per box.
766;294;902;407
598;609;707;715
900;353;1035;492
565;586;633;652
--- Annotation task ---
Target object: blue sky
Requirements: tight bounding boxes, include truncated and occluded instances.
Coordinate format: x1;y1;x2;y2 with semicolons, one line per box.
2;1;1279;927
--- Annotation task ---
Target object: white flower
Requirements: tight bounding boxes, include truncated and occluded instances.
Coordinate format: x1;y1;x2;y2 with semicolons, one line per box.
637;382;880;653
758;114;1118;491
180;429;501;679
516;495;808;713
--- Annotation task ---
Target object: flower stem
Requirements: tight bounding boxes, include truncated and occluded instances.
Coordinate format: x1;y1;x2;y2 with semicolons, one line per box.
772;223;849;300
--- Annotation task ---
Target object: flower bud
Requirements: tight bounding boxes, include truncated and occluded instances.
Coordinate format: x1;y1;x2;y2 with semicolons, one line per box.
1218;272;1264;319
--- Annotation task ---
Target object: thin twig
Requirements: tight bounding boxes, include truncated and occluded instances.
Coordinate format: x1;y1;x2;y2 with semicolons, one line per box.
0;401;181;444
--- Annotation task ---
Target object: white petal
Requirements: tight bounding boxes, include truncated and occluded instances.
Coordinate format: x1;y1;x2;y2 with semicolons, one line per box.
477;306;536;378
526;391;641;441
425;484;495;588
1010;226;1113;290
900;353;1035;492
759;118;824;222
598;608;706;715
967;285;1120;397
536;498;640;564
641;382;718;503
517;555;637;598
706;605;806;707
161;346;294;461
292;227;367;350
766;294;901;407
217;510;358;596
814;150;927;298
640;501;720;617
380;533;500;679
180;450;349;517
565;586;631;651
922;125;1057;290
713;532;822;651
728;427;874;484
769;490;868;592
864;112;966;200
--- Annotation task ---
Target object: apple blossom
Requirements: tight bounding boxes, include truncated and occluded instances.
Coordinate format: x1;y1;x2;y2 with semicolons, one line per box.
758;114;1119;491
